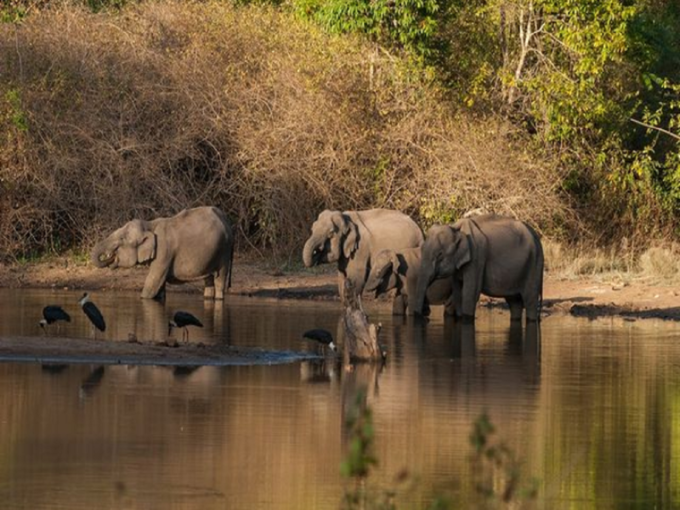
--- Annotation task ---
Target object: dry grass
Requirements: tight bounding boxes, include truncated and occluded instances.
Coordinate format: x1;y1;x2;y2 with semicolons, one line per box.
544;239;680;284
0;1;572;261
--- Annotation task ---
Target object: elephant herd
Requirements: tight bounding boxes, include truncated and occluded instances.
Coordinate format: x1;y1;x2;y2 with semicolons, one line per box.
92;206;544;322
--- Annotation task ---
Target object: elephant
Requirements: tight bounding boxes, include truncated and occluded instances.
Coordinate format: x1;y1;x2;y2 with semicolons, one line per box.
413;214;544;322
91;206;234;300
302;209;423;302
364;247;455;316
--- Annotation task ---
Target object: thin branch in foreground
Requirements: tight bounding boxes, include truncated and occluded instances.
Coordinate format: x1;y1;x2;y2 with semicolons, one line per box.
630;118;680;141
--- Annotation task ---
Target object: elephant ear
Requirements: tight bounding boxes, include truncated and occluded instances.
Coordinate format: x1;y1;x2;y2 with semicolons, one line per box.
137;231;157;264
332;214;358;259
452;228;471;269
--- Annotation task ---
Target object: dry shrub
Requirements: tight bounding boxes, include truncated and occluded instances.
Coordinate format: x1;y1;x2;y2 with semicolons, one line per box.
638;245;680;283
543;238;680;284
0;1;572;261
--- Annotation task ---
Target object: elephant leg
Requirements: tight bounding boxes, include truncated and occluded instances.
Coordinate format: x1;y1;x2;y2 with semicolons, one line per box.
204;275;216;299
156;285;166;303
506;296;524;321
523;289;541;322
460;287;479;320
422;298;432;317
392;293;407;315
214;265;229;300
451;280;464;319
337;272;346;302
443;298;457;317
142;264;170;300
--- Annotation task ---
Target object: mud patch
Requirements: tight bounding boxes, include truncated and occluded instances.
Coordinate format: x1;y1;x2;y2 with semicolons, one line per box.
0;336;319;366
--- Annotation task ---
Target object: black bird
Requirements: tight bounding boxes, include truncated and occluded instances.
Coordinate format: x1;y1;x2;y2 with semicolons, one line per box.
168;311;203;343
79;293;106;338
39;305;71;334
303;328;337;354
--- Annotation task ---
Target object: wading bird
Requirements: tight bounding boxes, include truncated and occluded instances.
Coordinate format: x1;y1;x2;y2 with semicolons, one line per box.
79;293;106;339
168;311;203;343
303;328;337;354
39;305;71;335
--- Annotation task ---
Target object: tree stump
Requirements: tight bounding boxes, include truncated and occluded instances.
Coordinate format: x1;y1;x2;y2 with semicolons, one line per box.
342;280;384;362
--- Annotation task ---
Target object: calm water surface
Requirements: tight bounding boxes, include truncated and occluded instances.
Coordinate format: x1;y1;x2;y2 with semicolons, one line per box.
0;289;679;509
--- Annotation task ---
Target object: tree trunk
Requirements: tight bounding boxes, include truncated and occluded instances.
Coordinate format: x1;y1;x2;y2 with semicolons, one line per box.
341;280;384;362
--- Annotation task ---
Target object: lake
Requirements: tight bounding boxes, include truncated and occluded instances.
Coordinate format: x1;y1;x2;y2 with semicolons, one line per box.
0;289;678;509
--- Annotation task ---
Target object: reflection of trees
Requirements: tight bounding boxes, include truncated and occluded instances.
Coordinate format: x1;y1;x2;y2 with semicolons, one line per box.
1;311;680;508
365;314;544;506
537;320;678;508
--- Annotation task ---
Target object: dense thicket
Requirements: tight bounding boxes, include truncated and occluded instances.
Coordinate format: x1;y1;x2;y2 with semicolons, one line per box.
0;2;570;259
0;0;677;262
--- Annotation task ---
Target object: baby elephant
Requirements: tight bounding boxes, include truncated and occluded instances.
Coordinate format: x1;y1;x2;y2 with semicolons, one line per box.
364;248;455;316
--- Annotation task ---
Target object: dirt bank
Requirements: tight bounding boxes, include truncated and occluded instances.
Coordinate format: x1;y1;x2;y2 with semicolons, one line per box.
0;256;677;366
0;255;677;319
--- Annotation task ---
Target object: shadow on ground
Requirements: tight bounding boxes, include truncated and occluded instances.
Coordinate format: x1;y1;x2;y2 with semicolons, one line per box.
237;284;339;300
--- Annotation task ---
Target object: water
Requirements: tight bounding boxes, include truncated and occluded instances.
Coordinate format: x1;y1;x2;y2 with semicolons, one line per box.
0;289;679;509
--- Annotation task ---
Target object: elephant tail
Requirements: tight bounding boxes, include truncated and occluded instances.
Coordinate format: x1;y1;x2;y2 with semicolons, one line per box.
535;228;545;318
227;239;234;290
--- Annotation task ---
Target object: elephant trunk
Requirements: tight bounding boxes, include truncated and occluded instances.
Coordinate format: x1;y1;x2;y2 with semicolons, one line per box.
91;239;116;268
302;238;315;267
303;236;325;267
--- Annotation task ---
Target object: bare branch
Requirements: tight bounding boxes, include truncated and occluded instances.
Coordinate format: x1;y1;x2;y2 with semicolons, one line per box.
630;118;680;141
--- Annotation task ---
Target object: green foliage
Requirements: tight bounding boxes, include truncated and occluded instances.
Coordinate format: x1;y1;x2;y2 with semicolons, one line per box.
84;0;130;13
4;89;27;131
0;0;128;20
470;412;539;506
293;0;441;56
341;390;377;480
441;0;680;238
339;402;539;509
418;196;458;229
0;0;34;23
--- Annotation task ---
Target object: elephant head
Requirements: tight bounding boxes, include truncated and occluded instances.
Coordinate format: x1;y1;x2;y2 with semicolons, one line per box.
413;225;470;314
302;210;359;267
91;219;156;269
364;249;400;297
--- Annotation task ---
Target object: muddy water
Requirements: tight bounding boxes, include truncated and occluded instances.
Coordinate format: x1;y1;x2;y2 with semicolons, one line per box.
0;289;679;509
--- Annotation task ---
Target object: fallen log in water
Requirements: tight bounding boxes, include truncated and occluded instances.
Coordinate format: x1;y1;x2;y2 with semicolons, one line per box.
342;280;385;362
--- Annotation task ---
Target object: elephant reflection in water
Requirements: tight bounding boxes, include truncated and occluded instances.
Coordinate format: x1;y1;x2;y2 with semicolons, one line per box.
122;298;229;345
444;319;540;362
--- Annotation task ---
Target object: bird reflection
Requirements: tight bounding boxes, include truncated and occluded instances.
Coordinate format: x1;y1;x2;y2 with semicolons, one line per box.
41;363;69;374
173;365;202;378
79;365;105;400
300;358;340;384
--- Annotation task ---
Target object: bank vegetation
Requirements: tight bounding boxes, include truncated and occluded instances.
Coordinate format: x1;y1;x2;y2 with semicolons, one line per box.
0;1;678;280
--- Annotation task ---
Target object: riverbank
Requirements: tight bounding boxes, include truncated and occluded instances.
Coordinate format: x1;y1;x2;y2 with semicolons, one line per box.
0;254;678;321
0;255;677;366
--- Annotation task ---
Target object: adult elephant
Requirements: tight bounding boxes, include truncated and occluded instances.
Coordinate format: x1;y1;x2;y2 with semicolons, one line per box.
302;209;423;301
91;206;234;300
413;214;543;322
